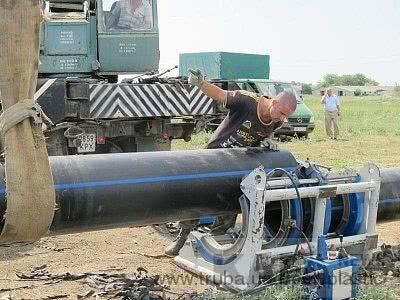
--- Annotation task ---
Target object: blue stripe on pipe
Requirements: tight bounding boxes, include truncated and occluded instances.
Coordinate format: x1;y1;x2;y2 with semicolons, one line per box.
331;205;343;212
0;167;296;194
380;198;400;204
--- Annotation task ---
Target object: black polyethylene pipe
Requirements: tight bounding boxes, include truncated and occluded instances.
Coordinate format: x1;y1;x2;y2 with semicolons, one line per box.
0;151;399;236
0;148;298;234
378;168;400;220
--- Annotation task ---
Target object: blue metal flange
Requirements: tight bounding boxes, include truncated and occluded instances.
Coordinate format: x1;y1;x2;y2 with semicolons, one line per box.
287;199;303;244
324;199;332;234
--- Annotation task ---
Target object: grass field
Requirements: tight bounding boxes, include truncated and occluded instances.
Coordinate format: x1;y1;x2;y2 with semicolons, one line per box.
285;95;400;170
172;95;400;299
174;95;400;171
194;285;400;300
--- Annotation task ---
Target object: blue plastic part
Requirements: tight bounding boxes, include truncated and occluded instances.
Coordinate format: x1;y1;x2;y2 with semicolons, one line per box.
343;175;364;236
194;238;237;265
299;163;332;235
343;193;363;236
198;216;216;225
287;199;302;245
194;166;297;242
304;255;359;300
327;173;363;236
317;235;328;260
324;199;332;234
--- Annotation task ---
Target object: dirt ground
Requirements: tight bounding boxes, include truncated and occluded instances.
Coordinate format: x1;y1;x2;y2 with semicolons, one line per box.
0;227;212;299
376;220;400;245
1;220;400;299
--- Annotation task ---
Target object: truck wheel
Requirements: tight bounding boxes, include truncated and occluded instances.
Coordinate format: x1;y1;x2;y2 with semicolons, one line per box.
277;135;292;142
297;133;309;139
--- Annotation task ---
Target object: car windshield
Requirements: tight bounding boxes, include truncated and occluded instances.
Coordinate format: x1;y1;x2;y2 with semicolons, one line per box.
256;82;302;103
102;0;154;32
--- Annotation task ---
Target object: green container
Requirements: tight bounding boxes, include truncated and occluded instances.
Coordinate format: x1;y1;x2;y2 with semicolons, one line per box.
179;52;270;80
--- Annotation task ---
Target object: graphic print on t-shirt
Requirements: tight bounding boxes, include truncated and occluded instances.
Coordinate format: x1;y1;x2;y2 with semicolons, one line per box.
221;120;263;148
207;90;283;149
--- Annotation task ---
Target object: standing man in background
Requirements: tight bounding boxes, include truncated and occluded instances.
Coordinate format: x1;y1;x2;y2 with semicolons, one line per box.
321;88;340;139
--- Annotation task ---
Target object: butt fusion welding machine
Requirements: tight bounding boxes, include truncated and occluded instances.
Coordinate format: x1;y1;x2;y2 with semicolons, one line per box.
175;162;381;300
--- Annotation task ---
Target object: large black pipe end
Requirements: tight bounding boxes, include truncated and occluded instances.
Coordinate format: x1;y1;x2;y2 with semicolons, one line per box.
378;169;400;220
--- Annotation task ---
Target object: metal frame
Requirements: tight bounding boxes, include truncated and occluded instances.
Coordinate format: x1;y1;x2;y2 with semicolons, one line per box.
175;163;381;292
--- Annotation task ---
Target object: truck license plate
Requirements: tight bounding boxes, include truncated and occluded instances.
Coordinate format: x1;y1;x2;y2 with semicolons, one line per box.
77;134;96;153
294;127;307;132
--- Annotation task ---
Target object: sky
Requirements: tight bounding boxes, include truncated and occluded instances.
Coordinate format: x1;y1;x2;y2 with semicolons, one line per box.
157;0;400;85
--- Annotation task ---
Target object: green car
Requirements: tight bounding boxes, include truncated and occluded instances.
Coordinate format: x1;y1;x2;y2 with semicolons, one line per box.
210;79;315;138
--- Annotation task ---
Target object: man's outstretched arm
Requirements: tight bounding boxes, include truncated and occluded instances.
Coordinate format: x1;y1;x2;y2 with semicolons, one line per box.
200;81;227;102
188;69;227;103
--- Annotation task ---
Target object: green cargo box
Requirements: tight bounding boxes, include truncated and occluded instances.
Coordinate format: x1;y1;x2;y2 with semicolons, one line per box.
179;52;270;80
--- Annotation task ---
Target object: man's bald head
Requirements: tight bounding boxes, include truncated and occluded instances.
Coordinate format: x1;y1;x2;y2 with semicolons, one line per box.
274;91;297;115
261;91;297;123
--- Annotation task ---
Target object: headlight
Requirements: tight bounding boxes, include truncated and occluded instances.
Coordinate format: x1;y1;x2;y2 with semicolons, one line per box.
309;116;315;123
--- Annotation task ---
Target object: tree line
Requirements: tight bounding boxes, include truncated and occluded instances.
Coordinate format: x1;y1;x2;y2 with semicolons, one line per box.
301;73;379;94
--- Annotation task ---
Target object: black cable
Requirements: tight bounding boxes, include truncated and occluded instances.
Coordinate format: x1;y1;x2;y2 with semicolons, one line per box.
242;269;324;296
265;168;302;240
263;264;304;285
265;168;301;205
265;169;313;254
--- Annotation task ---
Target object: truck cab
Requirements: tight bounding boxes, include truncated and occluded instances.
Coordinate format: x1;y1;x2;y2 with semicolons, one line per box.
97;0;159;74
39;0;159;79
36;0;204;156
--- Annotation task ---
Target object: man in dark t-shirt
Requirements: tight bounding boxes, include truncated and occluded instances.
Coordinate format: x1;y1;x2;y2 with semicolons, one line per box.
189;69;297;150
207;90;285;149
164;69;297;256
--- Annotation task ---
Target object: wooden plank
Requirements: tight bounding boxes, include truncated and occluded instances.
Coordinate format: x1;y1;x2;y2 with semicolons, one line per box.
0;0;55;243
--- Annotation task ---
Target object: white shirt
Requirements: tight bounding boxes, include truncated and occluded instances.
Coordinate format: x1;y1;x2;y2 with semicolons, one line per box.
114;0;153;30
130;0;152;30
324;95;340;112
